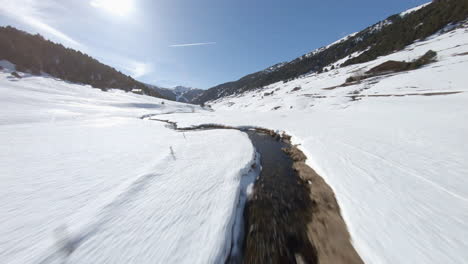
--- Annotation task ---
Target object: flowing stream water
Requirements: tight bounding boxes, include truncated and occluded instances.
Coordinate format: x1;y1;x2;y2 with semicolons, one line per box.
146;117;317;264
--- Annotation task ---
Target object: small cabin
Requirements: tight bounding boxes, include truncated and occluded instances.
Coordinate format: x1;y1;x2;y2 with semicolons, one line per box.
131;88;143;95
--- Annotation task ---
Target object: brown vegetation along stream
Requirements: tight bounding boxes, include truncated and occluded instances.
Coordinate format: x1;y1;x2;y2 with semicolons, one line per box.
284;147;363;264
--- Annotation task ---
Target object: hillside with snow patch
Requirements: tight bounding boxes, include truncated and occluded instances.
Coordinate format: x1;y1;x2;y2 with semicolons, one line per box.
194;0;468;104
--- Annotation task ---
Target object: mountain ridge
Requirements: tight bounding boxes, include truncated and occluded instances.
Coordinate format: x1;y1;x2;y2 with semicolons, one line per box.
0;26;165;99
146;84;204;104
193;0;468;104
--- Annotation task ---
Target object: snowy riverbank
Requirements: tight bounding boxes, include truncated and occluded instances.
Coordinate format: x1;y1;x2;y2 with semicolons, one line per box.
0;70;255;264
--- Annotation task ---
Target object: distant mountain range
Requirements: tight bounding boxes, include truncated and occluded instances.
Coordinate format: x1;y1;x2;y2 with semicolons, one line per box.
145;85;204;103
193;0;468;104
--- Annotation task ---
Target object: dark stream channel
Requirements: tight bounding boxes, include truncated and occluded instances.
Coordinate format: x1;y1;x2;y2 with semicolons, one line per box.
146;118;317;264
240;131;316;264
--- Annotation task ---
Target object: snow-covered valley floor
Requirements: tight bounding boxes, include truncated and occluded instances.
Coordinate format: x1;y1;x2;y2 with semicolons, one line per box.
1;20;468;264
0;69;256;264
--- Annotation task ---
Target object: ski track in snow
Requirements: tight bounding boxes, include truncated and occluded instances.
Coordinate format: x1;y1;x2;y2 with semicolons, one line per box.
334;138;468;203
37;172;161;263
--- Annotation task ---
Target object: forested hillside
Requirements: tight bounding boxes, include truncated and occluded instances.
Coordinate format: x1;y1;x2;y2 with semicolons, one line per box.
0;26;163;98
194;0;468;104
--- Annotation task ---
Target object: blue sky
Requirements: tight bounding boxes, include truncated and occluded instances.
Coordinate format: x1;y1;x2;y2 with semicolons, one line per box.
0;0;429;89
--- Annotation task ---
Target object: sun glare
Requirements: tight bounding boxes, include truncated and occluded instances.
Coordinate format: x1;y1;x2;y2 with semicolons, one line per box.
90;0;135;17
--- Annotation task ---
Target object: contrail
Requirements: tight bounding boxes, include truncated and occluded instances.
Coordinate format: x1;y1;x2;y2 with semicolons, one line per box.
169;42;216;47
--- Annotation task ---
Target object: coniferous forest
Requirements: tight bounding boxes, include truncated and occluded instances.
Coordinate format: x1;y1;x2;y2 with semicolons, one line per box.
0;26;163;98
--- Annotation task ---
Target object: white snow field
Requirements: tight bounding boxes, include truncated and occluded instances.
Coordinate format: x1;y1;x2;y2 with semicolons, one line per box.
1;15;468;264
0;67;256;263
162;24;468;263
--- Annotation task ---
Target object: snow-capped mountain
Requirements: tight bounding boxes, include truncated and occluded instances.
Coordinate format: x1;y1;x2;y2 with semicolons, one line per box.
171;86;205;103
194;0;468;104
146;84;204;104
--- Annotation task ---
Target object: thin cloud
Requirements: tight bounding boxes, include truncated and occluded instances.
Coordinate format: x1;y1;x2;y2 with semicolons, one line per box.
169;42;216;47
105;58;153;79
127;61;153;78
97;52;153;79
0;0;82;48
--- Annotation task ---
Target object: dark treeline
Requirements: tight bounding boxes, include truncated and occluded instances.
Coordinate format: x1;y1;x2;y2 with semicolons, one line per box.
194;0;468;104
342;0;467;66
0;26;163;98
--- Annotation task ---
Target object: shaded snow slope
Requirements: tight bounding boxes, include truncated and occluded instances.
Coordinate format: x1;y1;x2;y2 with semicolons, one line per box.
0;71;254;263
163;24;468;264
